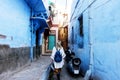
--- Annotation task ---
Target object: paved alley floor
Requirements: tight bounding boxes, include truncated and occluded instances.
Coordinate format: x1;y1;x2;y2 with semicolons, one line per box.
49;62;84;80
0;55;84;80
60;65;84;80
0;56;51;80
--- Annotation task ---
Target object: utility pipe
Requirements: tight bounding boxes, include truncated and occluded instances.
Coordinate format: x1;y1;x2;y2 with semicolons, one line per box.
30;9;34;62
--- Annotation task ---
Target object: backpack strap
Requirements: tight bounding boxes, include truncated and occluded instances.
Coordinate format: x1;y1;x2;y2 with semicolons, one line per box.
56;47;60;51
55;47;61;55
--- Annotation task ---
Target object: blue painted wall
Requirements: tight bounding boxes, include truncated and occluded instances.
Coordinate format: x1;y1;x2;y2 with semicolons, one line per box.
0;0;31;47
69;0;94;74
69;0;120;79
90;0;120;80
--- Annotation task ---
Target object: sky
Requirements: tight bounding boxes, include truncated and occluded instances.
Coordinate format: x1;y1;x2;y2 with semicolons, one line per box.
49;0;72;12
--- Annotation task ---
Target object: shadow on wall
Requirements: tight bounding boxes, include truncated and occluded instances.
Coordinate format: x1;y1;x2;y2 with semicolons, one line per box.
0;44;30;74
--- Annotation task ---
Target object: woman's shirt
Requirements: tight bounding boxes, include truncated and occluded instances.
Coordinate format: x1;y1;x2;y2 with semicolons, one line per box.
50;46;66;69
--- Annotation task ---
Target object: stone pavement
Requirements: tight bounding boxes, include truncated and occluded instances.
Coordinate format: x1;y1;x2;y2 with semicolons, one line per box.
0;55;84;80
48;62;84;80
0;56;51;80
55;63;84;80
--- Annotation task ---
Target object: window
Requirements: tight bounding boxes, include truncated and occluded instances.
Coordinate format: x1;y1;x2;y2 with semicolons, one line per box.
78;14;84;48
72;26;74;44
78;15;83;37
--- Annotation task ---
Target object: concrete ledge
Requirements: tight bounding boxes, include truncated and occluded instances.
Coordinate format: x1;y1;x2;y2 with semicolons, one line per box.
40;64;51;80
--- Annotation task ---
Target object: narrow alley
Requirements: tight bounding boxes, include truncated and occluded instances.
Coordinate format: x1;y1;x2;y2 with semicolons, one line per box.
1;0;120;80
0;56;83;80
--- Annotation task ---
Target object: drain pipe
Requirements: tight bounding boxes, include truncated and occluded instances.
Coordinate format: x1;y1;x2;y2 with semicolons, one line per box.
30;9;34;62
84;6;93;80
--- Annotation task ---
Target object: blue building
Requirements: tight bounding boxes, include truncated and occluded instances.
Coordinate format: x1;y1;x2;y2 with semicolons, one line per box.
69;0;120;80
0;0;48;73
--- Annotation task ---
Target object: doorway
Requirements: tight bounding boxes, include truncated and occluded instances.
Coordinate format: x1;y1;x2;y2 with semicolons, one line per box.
48;35;56;50
45;30;56;53
35;29;41;59
58;26;68;50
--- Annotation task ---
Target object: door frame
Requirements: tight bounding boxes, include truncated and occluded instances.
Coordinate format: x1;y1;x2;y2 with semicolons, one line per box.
45;30;56;53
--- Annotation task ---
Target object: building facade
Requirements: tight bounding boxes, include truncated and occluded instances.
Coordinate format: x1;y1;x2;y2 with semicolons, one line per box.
0;0;48;73
69;0;120;80
0;0;31;47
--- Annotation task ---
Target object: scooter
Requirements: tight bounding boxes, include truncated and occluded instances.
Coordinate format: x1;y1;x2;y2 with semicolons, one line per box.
72;58;81;75
66;52;81;75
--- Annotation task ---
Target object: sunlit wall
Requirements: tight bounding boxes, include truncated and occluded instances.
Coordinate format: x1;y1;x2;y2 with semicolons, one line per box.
0;0;31;47
69;0;120;79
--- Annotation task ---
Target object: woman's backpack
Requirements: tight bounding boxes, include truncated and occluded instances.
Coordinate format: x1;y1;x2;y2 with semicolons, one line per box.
54;48;62;62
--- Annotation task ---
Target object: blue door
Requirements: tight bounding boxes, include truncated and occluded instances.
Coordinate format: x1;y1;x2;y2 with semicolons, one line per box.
48;35;55;50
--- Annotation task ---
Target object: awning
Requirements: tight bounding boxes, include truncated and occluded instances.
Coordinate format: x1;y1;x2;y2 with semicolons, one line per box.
30;17;49;33
25;0;46;12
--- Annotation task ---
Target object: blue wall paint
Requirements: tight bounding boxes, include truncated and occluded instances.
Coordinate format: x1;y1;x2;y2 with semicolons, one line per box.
0;0;31;47
69;0;93;74
69;17;90;74
90;0;120;80
69;0;120;79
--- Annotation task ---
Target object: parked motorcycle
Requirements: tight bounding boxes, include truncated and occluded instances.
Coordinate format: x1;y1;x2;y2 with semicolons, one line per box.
65;51;81;75
67;58;81;75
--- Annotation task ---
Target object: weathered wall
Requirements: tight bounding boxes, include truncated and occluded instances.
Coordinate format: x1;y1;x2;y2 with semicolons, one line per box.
0;0;31;74
0;45;30;73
